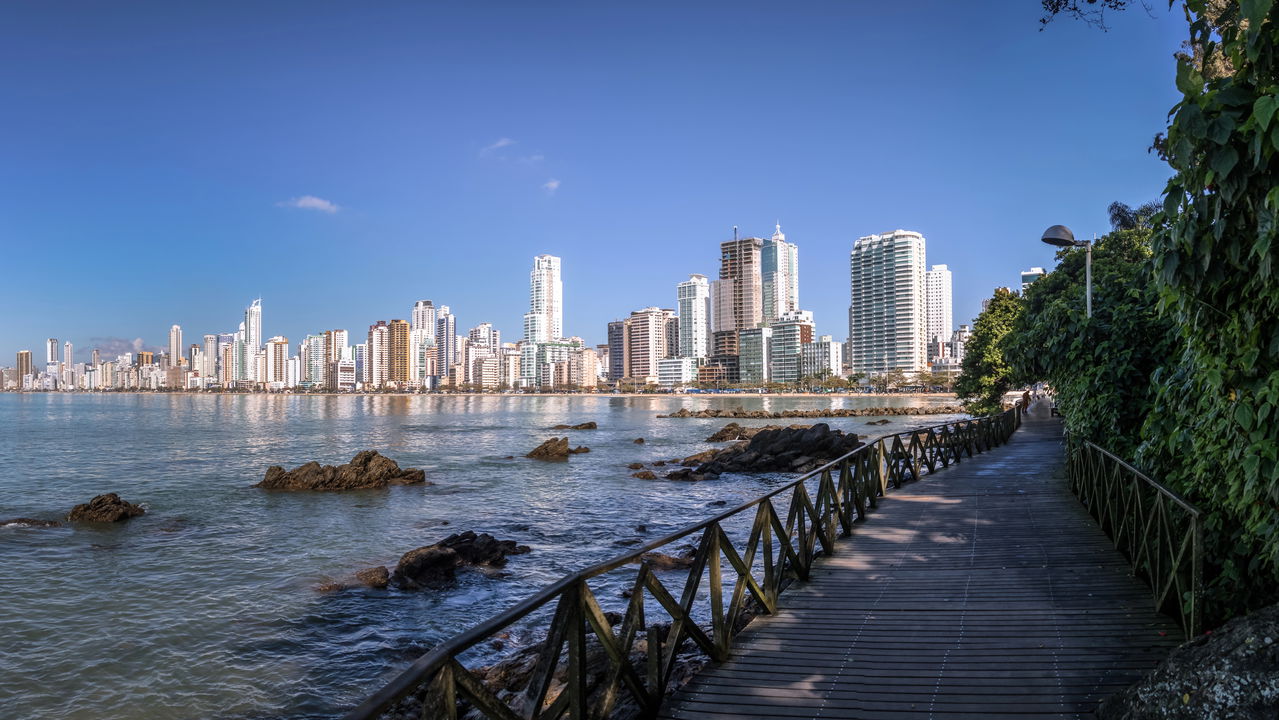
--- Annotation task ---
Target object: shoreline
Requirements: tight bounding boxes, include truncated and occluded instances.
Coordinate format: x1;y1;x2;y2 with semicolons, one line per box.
2;391;960;400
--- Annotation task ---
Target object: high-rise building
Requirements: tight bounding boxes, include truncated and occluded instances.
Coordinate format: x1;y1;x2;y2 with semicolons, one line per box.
1021;267;1046;291
242;298;262;380
468;323;500;352
769;310;815;383
436;308;457;369
925;264;954;361
606;319;629;381
762;224;800;324
625;308;669;381
366;322;390;388
46;338;59;366
739;327;773;384
412;300;438;341
676;274;711;359
202;334;217;377
302;334;326;386
848;230;928;375
523;254;563;344
168;325;183;367
16;350;32;387
802;335;844;379
388;319;411;385
714;231;764;335
137;351;155;367
265;337;289;384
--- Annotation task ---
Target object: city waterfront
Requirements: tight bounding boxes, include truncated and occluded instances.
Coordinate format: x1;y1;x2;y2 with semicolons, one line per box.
0;393;960;720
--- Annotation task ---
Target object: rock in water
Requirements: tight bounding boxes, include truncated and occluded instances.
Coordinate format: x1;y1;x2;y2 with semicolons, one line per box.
551;421;598;430
391;531;531;589
633;437;645;444
67;494;146;523
257;450;428;491
631;471;657;480
355;566;390;589
527;437;571;460
693;423;864;478
1097;603;1279;719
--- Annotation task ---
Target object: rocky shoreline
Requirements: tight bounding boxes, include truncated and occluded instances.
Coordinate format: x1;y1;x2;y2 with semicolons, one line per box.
658;405;964;419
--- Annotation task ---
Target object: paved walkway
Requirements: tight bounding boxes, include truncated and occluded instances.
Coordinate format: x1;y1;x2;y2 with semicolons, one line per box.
662;402;1178;719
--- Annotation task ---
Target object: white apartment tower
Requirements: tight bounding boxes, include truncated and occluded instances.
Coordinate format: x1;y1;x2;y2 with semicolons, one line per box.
676;274;711;358
523;254;563;344
924;264;953;356
168;325;183;368
412;300;438;341
848;230;928;375
761;224;799;324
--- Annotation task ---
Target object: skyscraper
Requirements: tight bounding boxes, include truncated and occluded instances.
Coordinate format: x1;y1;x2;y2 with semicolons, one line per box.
607;319;629;381
468;323;499;352
1020;267;1046;291
388;319;411;385
436;308;457;369
303;334;327;386
524;254;563;343
769;310;815;383
411;300;437;340
848;230;928;375
46;338;58;366
761;224;799;324
676;274;711;359
16;350;32;387
242;299;262;381
366;321;390;388
168;325;183;368
924;264;953;359
625;307;670;380
265;336;289;384
202;334;217;377
712;231;764;336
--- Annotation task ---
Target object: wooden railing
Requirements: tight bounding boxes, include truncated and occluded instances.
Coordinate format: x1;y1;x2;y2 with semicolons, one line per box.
1065;441;1203;639
343;405;1023;720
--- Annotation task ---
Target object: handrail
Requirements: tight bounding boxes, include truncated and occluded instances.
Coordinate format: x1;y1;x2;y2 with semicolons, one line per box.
344;403;1024;720
1065;439;1203;639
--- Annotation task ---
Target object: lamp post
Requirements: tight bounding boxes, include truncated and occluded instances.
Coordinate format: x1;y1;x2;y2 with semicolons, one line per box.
1041;225;1092;318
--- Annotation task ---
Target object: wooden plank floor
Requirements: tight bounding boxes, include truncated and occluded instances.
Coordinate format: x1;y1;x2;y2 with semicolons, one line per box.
661;402;1178;719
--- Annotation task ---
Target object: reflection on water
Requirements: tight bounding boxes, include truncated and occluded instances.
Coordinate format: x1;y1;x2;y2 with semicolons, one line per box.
0;393;960;720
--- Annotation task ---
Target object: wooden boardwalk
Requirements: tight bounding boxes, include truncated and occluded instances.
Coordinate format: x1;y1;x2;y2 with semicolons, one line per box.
661;403;1179;720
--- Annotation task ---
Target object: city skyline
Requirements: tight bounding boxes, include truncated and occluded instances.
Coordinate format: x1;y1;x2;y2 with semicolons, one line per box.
0;4;1185;362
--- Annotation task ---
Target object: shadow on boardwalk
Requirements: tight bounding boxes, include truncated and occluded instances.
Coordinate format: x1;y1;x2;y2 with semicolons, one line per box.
661;402;1178;720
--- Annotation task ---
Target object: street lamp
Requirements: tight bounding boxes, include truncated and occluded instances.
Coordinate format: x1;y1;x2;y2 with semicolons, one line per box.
1041;225;1092;318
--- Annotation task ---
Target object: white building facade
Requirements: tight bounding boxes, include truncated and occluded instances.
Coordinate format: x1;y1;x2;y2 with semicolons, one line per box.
847;230;928;375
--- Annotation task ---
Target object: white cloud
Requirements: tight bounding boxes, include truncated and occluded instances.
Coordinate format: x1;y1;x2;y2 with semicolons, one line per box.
481;137;516;155
543;179;561;193
277;195;340;214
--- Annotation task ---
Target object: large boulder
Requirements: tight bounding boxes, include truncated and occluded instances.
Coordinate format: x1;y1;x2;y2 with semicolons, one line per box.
693;423;864;478
391;531;531;590
67;494;145;523
257;450;428;491
527;437;571;460
355;566;390;589
1098;604;1279;719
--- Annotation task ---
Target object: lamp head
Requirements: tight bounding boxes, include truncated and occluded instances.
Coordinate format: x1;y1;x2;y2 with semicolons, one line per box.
1041;225;1078;247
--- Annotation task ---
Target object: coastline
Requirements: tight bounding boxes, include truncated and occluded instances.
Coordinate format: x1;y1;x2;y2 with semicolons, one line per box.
3;391;960;400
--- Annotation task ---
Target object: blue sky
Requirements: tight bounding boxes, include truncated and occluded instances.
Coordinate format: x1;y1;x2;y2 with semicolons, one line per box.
0;2;1186;362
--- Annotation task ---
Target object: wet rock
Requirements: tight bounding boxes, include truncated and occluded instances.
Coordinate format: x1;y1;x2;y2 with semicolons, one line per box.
692;423;864;478
3;517;61;528
612;538;643;546
708;500;727;506
1098;603;1279;720
390;531;531;590
631;470;658;480
356;566;390;589
635;524;647;533
551;421;597;430
67;494;146;523
706;422;749;442
626;462;645;470
569;446;590;454
681;448;720;467
865;418;892;425
641;546;697;570
633;437;645;444
257;451;428;490
653;461;666;467
526;437;571;460
664;468;707;481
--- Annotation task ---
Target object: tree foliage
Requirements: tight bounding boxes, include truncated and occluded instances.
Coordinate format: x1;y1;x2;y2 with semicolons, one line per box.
954;288;1023;416
1007;225;1177;458
1133;0;1279;621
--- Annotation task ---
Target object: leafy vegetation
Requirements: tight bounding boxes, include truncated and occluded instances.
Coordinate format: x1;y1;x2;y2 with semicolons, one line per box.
953;288;1023;416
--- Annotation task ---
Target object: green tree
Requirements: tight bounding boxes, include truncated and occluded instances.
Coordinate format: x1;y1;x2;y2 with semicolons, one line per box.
1006;224;1177;457
954;288;1023;416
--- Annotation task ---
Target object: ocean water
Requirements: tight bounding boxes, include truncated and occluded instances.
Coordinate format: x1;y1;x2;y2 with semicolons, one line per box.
0;393;961;720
